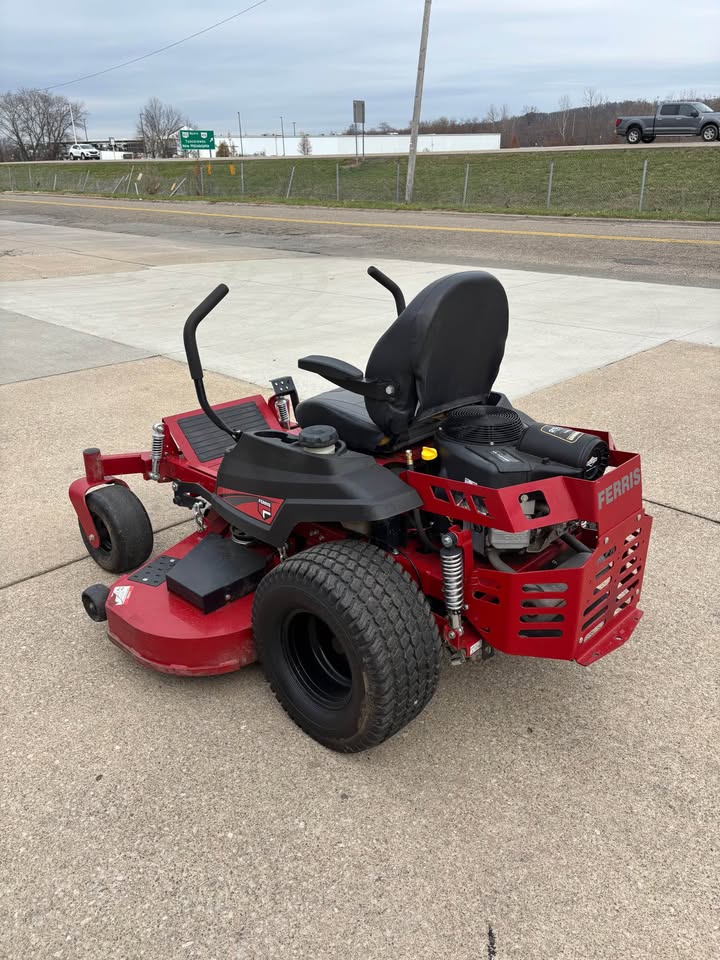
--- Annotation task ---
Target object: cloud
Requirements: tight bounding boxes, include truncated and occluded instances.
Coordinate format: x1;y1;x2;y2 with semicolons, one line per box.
1;0;718;135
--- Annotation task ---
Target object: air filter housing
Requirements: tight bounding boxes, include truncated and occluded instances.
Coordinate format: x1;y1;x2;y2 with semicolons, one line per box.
443;405;524;445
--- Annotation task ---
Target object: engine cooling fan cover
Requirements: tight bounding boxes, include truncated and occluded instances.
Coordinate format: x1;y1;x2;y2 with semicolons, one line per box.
442;405;524;445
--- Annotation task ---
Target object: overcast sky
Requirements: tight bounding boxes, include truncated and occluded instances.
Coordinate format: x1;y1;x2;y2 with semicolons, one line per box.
1;0;718;136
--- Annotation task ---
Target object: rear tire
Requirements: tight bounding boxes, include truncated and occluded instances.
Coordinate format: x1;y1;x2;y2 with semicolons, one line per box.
79;484;153;573
701;124;718;142
626;127;642;144
253;540;442;752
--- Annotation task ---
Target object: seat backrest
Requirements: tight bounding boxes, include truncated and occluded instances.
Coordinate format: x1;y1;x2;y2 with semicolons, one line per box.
364;271;509;437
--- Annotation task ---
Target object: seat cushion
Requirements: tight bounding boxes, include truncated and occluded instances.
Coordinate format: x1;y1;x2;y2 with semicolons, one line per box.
296;389;384;453
296;388;437;454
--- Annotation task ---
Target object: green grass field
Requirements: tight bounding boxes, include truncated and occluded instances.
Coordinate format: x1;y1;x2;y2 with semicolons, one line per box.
2;146;718;219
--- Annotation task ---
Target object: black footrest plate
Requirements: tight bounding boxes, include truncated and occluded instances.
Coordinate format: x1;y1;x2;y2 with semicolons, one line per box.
178;401;267;463
166;534;266;614
128;555;179;586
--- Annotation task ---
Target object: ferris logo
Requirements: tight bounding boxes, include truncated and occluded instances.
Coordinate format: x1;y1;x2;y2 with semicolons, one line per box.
598;467;641;509
257;498;273;521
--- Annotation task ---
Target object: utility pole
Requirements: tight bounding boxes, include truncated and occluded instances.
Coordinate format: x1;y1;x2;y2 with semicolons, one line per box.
237;112;244;156
292;121;296;137
280;116;286;156
405;0;432;203
69;102;78;144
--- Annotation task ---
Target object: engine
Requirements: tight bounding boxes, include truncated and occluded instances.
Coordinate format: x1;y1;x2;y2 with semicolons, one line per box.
435;405;609;557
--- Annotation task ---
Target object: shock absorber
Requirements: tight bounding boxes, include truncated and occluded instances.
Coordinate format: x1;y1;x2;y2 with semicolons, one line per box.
149;421;165;480
440;532;464;636
275;395;291;429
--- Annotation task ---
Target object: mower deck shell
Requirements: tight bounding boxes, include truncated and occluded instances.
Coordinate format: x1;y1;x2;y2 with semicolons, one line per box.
105;530;257;676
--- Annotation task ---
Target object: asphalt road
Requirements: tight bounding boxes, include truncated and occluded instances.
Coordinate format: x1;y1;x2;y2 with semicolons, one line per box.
2;193;719;287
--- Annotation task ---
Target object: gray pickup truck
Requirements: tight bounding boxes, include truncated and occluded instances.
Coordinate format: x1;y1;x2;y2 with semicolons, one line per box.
615;102;719;144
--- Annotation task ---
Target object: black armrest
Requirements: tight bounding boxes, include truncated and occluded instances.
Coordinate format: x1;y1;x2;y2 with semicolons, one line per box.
298;355;396;401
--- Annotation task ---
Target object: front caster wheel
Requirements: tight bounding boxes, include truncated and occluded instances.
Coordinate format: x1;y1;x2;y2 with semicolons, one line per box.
82;584;110;622
79;484;153;573
253;541;442;752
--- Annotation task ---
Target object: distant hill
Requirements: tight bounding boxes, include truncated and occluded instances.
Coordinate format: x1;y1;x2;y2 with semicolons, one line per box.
356;93;720;148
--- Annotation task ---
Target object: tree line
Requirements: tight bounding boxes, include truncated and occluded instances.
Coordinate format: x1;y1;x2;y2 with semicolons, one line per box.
3;87;719;161
0;90;192;161
352;89;720;147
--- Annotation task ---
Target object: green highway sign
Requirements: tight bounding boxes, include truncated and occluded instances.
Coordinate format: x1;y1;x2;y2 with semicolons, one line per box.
179;129;216;151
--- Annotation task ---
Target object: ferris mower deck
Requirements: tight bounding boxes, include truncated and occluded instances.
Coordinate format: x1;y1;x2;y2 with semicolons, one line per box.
72;266;652;752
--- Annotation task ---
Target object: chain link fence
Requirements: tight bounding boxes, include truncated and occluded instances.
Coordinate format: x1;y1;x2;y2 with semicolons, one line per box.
2;152;718;218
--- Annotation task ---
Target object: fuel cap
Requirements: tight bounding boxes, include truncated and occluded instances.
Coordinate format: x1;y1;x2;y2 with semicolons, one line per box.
298;425;339;450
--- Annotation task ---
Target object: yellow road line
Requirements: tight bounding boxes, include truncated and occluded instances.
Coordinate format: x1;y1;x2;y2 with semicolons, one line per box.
2;195;719;246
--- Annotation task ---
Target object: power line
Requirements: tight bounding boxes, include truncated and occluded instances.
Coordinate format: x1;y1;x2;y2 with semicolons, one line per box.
46;0;269;91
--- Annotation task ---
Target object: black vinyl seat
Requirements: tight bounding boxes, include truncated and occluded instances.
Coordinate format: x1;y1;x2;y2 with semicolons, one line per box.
295;270;509;454
295;388;439;454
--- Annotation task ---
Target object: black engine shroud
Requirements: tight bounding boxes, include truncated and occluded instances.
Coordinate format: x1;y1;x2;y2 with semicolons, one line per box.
436;404;609;489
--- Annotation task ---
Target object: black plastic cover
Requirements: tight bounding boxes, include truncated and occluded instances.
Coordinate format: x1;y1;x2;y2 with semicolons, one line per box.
212;429;422;546
165;534;266;614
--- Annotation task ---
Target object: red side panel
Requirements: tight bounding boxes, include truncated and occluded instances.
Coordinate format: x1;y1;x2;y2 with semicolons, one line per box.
405;442;643;536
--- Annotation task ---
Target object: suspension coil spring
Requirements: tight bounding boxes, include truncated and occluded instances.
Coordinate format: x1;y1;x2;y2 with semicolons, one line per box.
149;422;165;480
440;535;464;632
275;396;291;429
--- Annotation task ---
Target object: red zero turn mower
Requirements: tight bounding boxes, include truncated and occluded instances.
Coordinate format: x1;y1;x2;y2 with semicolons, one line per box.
73;267;652;752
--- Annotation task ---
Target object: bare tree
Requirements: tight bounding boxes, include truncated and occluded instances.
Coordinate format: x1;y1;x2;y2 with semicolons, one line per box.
137;97;185;158
556;95;573;144
297;133;312;156
484;104;501;128
0;88;87;160
582;87;606;143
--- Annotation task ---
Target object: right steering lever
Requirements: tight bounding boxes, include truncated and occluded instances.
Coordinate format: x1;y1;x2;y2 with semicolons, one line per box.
367;265;406;316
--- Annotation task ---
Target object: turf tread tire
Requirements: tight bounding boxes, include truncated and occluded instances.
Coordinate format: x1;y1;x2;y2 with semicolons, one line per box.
253;540;442;752
79;484;153;573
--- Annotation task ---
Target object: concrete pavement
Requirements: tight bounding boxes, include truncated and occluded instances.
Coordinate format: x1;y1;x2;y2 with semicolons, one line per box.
1;220;717;402
1;207;718;960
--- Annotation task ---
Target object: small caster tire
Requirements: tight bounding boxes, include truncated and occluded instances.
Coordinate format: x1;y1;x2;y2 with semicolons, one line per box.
79;484;153;573
82;584;109;622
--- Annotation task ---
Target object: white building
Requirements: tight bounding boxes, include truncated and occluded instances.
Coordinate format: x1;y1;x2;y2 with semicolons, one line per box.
186;132;501;158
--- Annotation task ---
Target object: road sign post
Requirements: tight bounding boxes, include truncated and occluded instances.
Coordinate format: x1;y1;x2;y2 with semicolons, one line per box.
353;100;365;161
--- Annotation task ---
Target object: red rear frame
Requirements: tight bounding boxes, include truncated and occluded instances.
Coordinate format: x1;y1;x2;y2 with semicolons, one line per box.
398;434;651;664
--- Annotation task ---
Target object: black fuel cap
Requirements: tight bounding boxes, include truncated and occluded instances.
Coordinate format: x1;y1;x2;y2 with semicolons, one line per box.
298;425;339;448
